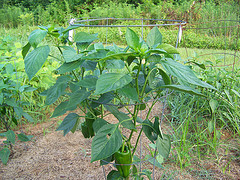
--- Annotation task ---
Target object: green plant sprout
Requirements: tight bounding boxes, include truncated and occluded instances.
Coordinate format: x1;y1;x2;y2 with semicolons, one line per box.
23;25;215;179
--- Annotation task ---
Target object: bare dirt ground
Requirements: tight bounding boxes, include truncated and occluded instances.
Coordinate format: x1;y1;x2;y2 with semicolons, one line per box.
0;102;240;180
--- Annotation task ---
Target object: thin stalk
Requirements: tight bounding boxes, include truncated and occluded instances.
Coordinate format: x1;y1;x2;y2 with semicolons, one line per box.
132;128;143;156
128;106;138;142
146;99;158;120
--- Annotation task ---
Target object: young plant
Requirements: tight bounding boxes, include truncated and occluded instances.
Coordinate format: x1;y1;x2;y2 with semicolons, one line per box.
23;25;215;179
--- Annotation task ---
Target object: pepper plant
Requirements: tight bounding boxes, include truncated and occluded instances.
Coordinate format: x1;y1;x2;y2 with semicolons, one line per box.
23;25;215;179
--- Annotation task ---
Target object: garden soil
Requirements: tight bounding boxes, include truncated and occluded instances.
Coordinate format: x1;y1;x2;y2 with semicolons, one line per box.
0;102;239;180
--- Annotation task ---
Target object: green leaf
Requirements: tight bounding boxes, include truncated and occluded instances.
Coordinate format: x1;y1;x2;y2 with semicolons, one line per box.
147;49;173;59
90;92;114;109
95;73;132;95
57;60;84;74
118;85;139;102
0;148;10;165
70;118;81;134
22;42;31;59
160;58;216;89
5;98;17;107
156;44;179;54
145;154;164;169
91;124;122;162
6;130;15;145
105;105;135;130
161;85;204;96
106;59;125;69
156;134;171;159
22;112;34;122
17;133;33;142
45;76;71;105
93;118;109;133
74;32;98;43
209;99;218;114
126;28;140;50
51;101;77;118
56;113;80;136
28;29;47;48
62;49;83;63
77;76;98;89
85;49;108;60
158;68;171;85
68;89;90;108
147;26;162;48
142;119;159;143
99;52;136;62
81;60;97;71
24;45;50;80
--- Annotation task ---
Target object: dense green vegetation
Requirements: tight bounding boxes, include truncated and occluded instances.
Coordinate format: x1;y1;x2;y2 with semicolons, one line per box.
0;0;239;27
0;0;239;179
1;0;239;50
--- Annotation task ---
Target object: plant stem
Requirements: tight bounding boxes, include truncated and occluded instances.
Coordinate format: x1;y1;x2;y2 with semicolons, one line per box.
132;128;143;156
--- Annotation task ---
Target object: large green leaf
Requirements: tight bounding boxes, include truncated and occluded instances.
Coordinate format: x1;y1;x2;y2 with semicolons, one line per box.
51;101;77;118
62;49;83;63
95;73;132;95
105;105;135;130
28;29;47;48
45;76;71;105
106;59;124;69
77;76;98;89
93;118;109;133
56;113;80;136
146;26;162;48
126;28;140;50
24;45;50;80
0;148;10;165
68;89;90;108
84;49;108;60
117;85;139;102
74;32;98;43
57;59;84;74
160;58;216;89
156;134;171;159
81;60;97;71
91;124;122;162
6;130;15;145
